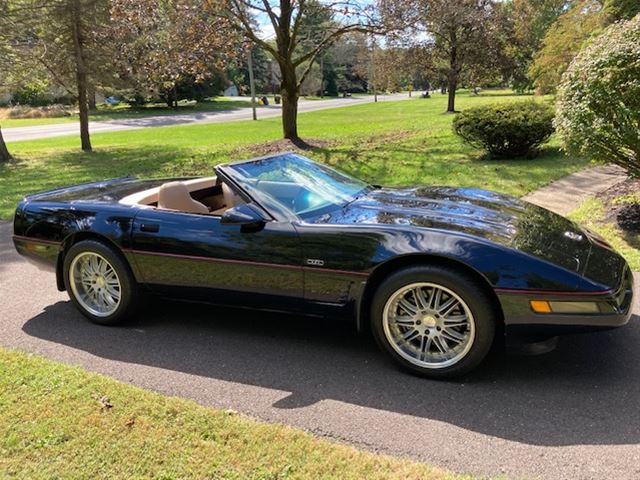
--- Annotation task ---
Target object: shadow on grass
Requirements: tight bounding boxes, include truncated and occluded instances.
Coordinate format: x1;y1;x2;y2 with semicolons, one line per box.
622;230;640;250
470;146;563;163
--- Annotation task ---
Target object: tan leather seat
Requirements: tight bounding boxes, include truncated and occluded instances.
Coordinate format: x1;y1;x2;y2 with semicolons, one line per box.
222;183;243;208
158;181;209;214
210;183;245;215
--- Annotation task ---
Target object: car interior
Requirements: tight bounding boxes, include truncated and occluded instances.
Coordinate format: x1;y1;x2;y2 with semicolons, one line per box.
253;180;309;212
119;177;246;216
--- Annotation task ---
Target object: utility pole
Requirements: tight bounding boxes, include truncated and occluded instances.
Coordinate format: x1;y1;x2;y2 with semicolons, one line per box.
320;56;324;99
371;37;378;103
248;48;257;120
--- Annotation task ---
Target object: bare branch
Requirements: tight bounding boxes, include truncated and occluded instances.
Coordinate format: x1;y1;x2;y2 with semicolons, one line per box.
227;0;282;60
289;0;306;53
261;0;280;32
293;22;376;67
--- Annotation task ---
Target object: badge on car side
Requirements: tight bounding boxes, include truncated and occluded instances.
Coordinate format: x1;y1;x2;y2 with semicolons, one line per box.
564;231;584;242
306;258;325;266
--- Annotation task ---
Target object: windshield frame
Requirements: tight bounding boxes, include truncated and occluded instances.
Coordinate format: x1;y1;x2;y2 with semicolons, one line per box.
217;153;372;221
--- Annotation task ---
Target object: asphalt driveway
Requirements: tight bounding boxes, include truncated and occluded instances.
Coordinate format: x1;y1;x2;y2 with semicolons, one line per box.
1;221;639;479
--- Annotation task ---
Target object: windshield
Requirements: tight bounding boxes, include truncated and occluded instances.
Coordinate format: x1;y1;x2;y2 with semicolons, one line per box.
223;154;370;218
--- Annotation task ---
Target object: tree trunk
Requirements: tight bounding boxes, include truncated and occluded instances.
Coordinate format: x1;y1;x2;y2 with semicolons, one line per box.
71;0;92;152
446;76;457;113
75;69;91;152
282;89;299;140
280;64;300;141
88;85;97;110
0;126;12;162
447;40;459;113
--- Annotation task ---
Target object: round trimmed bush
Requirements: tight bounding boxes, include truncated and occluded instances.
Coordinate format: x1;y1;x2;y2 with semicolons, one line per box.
555;15;640;177
452;102;555;158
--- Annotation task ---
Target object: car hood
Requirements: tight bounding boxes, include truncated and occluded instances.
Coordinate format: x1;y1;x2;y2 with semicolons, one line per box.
312;186;605;276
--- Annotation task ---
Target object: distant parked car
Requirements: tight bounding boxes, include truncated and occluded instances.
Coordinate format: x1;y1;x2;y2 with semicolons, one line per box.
13;153;634;378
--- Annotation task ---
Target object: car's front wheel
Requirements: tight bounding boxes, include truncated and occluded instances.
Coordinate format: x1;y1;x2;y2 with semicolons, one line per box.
371;265;497;378
63;240;138;325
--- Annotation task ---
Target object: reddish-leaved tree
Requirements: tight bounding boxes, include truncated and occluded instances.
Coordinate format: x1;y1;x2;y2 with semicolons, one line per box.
107;0;240;107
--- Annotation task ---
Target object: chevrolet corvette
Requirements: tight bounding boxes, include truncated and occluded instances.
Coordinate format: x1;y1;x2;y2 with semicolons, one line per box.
13;153;634;377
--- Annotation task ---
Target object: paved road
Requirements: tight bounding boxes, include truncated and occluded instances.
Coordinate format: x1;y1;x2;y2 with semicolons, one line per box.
3;94;410;143
1;221;639;479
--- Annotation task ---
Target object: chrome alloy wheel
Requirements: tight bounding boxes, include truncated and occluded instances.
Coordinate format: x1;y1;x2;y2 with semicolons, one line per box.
382;282;476;369
69;252;122;317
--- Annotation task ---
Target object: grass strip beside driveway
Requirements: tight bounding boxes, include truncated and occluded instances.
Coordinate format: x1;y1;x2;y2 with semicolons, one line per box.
0;348;470;480
569;197;640;271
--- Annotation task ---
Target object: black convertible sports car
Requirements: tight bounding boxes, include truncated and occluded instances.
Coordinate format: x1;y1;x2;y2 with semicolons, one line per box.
13;153;634;377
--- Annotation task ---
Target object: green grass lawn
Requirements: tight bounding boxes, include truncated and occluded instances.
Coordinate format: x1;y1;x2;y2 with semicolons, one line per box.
569;197;640;271
0;90;594;219
0;348;469;480
0;98;253;128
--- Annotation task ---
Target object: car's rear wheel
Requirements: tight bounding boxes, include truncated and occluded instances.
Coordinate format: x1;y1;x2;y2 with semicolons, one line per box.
371;265;496;378
63;240;138;325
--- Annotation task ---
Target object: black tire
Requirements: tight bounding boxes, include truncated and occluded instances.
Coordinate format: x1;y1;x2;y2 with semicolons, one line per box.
370;265;497;379
63;240;138;325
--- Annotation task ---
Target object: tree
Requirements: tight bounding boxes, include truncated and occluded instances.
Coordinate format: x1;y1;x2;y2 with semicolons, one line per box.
603;0;640;22
555;14;640;176
1;0;114;152
0;126;11;162
528;0;602;94
106;0;239;108
0;17;13;162
0;0;116;151
226;1;380;141
331;33;370;94
228;45;274;94
382;0;497;113
494;0;569;91
369;45;414;93
297;0;335;96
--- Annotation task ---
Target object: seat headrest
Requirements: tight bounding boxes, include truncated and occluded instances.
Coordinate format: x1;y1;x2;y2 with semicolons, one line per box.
221;182;244;208
158;181;209;214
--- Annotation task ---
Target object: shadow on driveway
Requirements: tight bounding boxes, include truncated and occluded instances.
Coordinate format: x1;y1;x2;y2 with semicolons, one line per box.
22;298;640;448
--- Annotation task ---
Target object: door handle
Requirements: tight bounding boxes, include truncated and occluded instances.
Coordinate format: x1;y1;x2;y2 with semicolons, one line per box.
140;223;160;233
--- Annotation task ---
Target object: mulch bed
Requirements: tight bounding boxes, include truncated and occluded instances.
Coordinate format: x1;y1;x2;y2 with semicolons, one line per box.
596;177;640;233
233;130;419;159
234;138;334;157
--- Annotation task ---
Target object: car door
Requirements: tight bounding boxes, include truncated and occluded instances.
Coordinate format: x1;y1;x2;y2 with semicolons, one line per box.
128;201;304;311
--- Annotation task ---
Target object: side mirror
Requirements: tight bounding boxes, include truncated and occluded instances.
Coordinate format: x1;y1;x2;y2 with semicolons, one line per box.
220;203;267;232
